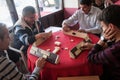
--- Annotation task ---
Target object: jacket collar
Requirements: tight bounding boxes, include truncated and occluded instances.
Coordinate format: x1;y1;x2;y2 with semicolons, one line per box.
14;17;40;32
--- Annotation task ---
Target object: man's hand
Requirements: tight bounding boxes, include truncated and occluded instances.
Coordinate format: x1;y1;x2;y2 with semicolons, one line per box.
36;58;46;69
81;42;95;50
97;25;117;46
103;25;117;40
62;24;70;32
78;29;86;33
35;32;51;40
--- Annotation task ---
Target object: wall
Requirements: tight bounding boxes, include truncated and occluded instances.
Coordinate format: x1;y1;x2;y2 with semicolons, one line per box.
63;0;79;18
38;0;80;28
39;10;64;28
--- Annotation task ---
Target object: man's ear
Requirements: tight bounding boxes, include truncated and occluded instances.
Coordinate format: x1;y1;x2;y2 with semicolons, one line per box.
108;23;115;28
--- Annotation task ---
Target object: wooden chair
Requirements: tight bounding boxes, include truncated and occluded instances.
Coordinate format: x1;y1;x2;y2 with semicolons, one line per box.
58;76;100;80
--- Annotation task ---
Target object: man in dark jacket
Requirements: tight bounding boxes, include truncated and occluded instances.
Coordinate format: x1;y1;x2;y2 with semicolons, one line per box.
12;6;49;55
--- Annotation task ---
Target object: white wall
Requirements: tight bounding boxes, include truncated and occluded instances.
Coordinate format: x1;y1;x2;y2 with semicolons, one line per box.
64;0;79;8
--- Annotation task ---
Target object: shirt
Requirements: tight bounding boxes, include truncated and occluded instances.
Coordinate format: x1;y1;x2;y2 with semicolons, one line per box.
63;6;102;34
0;52;41;80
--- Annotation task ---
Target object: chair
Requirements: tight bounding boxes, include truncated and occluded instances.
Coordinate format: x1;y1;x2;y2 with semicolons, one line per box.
57;76;100;80
9;46;29;74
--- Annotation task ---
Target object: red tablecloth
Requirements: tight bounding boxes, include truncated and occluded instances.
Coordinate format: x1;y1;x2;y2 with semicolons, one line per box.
27;31;103;80
115;0;120;5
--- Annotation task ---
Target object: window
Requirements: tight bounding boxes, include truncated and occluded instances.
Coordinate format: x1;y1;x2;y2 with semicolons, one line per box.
0;0;13;27
14;0;36;18
0;0;62;28
38;0;62;17
14;0;62;18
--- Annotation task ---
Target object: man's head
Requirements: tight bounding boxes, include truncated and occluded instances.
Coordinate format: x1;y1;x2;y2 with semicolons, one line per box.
95;0;103;6
0;23;10;50
99;5;120;31
22;6;36;26
79;0;92;14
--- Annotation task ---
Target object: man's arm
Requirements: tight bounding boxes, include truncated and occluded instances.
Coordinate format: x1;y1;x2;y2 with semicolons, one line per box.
29;58;46;80
14;26;36;45
62;10;80;31
88;39;119;65
14;26;48;46
0;56;45;80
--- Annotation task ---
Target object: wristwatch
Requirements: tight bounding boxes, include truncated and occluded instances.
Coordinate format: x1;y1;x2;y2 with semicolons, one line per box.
100;36;107;42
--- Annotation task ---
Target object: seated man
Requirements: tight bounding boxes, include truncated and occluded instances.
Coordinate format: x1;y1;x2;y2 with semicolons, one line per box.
62;0;102;37
11;6;49;55
0;22;46;80
81;5;120;80
92;0;105;10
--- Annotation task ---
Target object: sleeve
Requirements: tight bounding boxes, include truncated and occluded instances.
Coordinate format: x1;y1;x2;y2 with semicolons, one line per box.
62;10;79;27
88;43;120;65
28;67;41;80
14;26;36;46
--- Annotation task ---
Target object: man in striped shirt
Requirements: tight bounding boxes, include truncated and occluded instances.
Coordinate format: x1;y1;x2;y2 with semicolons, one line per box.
81;5;120;80
0;23;46;80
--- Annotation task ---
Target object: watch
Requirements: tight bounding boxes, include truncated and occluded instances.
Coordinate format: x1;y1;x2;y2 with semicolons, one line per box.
100;36;107;42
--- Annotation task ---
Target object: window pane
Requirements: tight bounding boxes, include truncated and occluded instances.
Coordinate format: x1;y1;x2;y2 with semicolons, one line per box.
14;0;62;18
0;0;13;28
38;0;62;17
14;0;36;18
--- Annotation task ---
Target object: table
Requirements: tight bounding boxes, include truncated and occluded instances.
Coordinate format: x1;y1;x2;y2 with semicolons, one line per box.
45;26;62;32
58;76;99;80
27;30;103;80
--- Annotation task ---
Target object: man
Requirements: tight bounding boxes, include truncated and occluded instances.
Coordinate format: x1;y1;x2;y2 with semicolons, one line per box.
92;0;105;10
0;23;46;80
62;0;102;36
82;5;120;80
12;6;49;55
